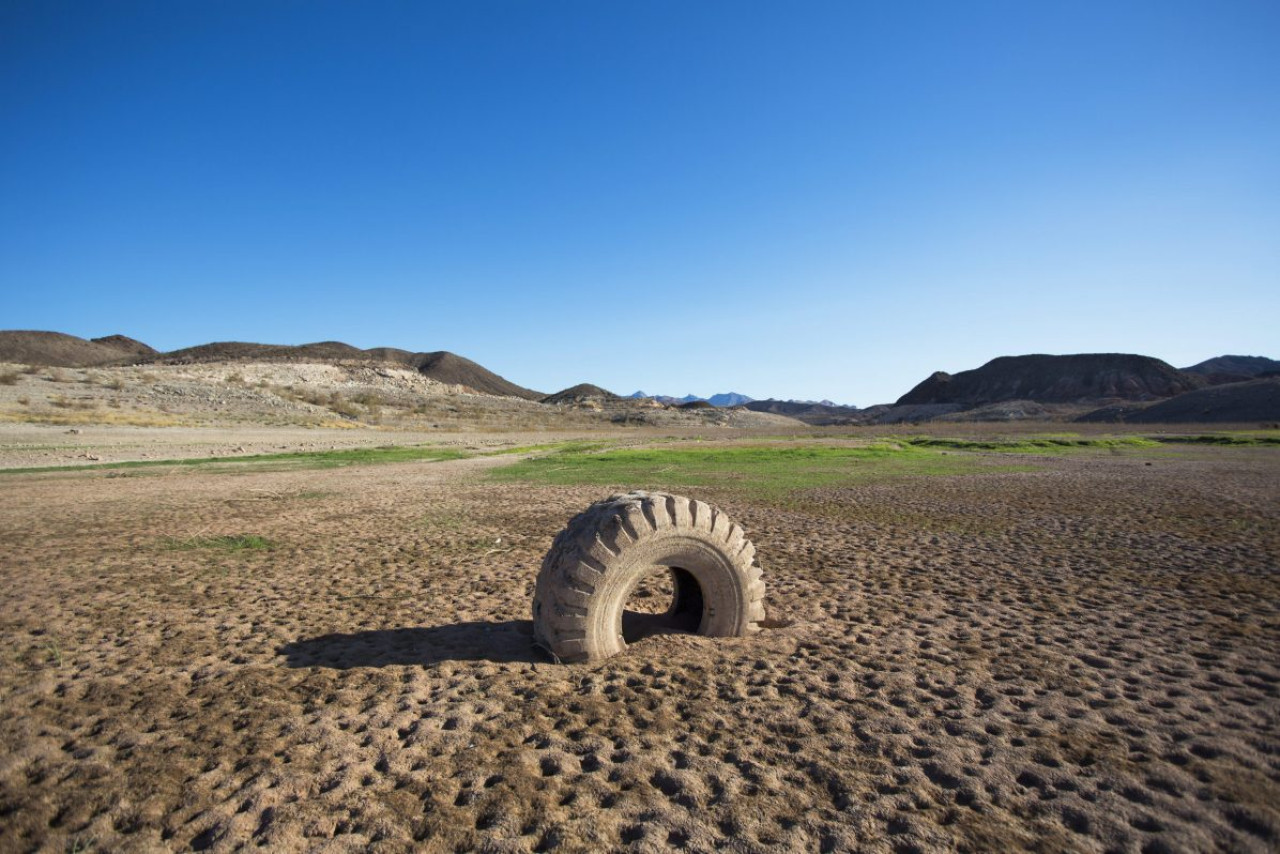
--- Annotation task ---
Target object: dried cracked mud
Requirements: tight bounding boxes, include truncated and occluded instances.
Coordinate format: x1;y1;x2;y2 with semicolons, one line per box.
1;444;1278;853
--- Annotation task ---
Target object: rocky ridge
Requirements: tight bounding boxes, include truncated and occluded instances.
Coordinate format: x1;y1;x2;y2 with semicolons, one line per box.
897;353;1202;407
1079;377;1280;424
1182;355;1280;385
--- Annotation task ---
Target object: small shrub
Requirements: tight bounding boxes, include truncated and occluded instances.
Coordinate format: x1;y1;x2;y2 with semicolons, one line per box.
327;393;360;418
47;368;73;383
58;397;96;410
105;377;125;391
225;372;246;386
16;396;30;406
0;371;18;385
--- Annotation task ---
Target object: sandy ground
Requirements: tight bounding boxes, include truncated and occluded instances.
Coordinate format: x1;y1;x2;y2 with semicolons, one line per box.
0;440;1278;853
0;423;601;470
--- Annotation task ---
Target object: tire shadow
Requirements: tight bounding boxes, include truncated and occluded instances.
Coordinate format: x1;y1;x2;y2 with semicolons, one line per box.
278;620;542;668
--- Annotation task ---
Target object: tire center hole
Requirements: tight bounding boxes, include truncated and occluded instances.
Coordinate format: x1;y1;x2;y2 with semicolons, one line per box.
621;566;704;643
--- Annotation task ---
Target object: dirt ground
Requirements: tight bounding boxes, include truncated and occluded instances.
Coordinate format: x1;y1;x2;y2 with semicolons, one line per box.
1;437;1278;853
0;423;600;470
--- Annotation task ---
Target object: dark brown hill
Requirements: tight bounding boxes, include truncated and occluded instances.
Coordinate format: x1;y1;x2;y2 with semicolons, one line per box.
153;341;290;362
0;331;138;366
1079;378;1280;424
151;340;367;364
1182;355;1280;386
363;346;417;363
897;354;1202;407
407;351;542;400
91;335;157;357
542;384;618;405
2;330;543;399
138;340;541;399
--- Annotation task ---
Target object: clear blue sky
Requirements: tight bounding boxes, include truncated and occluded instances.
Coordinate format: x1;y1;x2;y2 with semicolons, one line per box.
3;1;1277;405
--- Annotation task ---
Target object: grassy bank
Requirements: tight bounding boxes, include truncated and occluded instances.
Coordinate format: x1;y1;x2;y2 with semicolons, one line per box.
488;442;1037;500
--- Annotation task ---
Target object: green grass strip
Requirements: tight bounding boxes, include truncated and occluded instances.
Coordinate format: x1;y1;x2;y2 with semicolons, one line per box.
489;443;1033;498
160;534;275;551
1153;434;1280;446
900;436;1163;453
0;444;471;475
484;440;615;456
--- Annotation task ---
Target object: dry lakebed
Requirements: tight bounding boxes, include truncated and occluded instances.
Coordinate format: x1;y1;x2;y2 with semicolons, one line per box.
0;427;1277;853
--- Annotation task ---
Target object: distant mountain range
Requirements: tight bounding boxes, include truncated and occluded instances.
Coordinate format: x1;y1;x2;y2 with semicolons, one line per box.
628;391;755;407
627;391;850;409
3;331;1276;423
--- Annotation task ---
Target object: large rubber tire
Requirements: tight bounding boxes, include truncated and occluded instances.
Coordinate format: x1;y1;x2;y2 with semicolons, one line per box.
532;491;766;663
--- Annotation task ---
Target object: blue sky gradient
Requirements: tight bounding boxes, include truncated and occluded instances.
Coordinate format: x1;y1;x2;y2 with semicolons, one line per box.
3;1;1277;404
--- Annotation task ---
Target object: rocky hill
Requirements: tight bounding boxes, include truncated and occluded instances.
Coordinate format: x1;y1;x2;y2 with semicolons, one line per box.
1079;377;1280;424
405;351;542;400
1182;355;1280;385
897;354;1202;407
0;331;152;366
153;340;366;364
0;331;544;401
542;384;619;405
744;399;861;425
91;335;158;358
144;341;543;399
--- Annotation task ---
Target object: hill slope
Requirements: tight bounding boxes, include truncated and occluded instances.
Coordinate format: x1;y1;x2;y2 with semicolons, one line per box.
152;340;368;364
897;354;1202;407
1182;355;1280;385
1;331;545;400
142;340;542;399
744;399;861;425
91;335;158;358
0;331;144;367
1081;378;1280;424
406;351;542;400
542;384;618;405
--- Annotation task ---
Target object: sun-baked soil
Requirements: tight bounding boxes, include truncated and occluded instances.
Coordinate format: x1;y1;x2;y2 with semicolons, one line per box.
1;439;1278;853
0;423;606;471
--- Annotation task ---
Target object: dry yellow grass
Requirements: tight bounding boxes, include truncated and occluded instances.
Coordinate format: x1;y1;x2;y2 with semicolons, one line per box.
0;408;185;427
